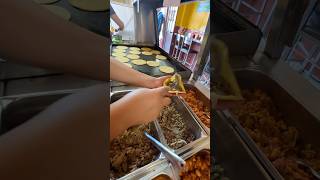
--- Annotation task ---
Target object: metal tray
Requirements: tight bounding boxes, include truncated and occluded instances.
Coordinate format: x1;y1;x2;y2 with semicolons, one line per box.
180;83;210;134
123;137;210;180
111;44;191;78
157;96;207;152
110;92;162;179
110;90;208;179
214;111;272;180
222;69;320;180
110;91;207;151
0;89;78;134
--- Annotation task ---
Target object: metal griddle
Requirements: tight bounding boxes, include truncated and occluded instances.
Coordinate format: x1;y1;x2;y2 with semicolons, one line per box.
111;44;192;78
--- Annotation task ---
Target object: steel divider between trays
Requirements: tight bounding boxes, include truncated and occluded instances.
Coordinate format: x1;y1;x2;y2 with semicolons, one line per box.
139;160;179;180
117;158;168;180
221;110;284;180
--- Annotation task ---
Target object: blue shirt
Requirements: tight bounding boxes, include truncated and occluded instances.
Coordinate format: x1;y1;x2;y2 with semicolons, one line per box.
157;11;164;34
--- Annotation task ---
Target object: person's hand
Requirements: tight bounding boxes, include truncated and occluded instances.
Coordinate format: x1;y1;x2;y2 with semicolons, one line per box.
125;86;171;125
111;87;171;129
146;76;171;88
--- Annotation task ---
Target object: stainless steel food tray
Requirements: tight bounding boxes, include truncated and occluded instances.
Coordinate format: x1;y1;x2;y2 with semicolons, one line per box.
221;68;320;180
180;83;210;134
122;137;210;180
110;90;209;179
214;111;271;180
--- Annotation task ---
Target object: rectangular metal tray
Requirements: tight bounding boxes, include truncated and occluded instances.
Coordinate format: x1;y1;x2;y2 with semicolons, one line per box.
110;44;191;79
123;137;210;180
158;96;207;151
214;111;271;180
110;91;163;179
110;90;208;179
180;83;210;134
222;69;320;179
110;91;207;151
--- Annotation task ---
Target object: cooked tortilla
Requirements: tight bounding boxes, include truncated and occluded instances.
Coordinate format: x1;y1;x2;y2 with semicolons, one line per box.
142;51;152;56
115;45;128;50
127;54;140;59
156;55;167;60
146;61;160;67
151;50;161;55
129;47;140;51
159;66;174;74
112;52;126;57
116;56;129;63
113;49;127;53
129;51;141;55
132;59;147;65
141;47;152;51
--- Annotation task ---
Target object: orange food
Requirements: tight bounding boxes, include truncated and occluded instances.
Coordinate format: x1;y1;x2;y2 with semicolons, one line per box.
182;90;210;127
233;89;320;179
179;151;210;180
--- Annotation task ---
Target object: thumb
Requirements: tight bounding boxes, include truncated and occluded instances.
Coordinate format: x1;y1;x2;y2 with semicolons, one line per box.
162;97;172;107
155;86;170;96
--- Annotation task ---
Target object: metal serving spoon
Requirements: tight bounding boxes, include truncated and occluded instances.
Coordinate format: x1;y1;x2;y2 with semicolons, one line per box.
296;159;320;179
144;132;186;168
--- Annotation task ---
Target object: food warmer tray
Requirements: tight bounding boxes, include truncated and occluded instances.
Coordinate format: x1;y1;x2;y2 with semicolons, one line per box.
121;137;210;180
221;68;320;180
110;44;192;79
180;83;211;134
214;111;272;180
110;90;208;179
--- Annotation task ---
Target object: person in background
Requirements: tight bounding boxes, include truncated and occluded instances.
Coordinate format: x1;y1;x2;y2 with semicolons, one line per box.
110;5;124;31
157;8;166;48
157;9;165;35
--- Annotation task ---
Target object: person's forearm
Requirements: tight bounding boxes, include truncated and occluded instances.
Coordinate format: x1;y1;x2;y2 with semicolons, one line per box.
0;84;107;179
110;100;135;140
110;58;156;88
0;1;107;81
